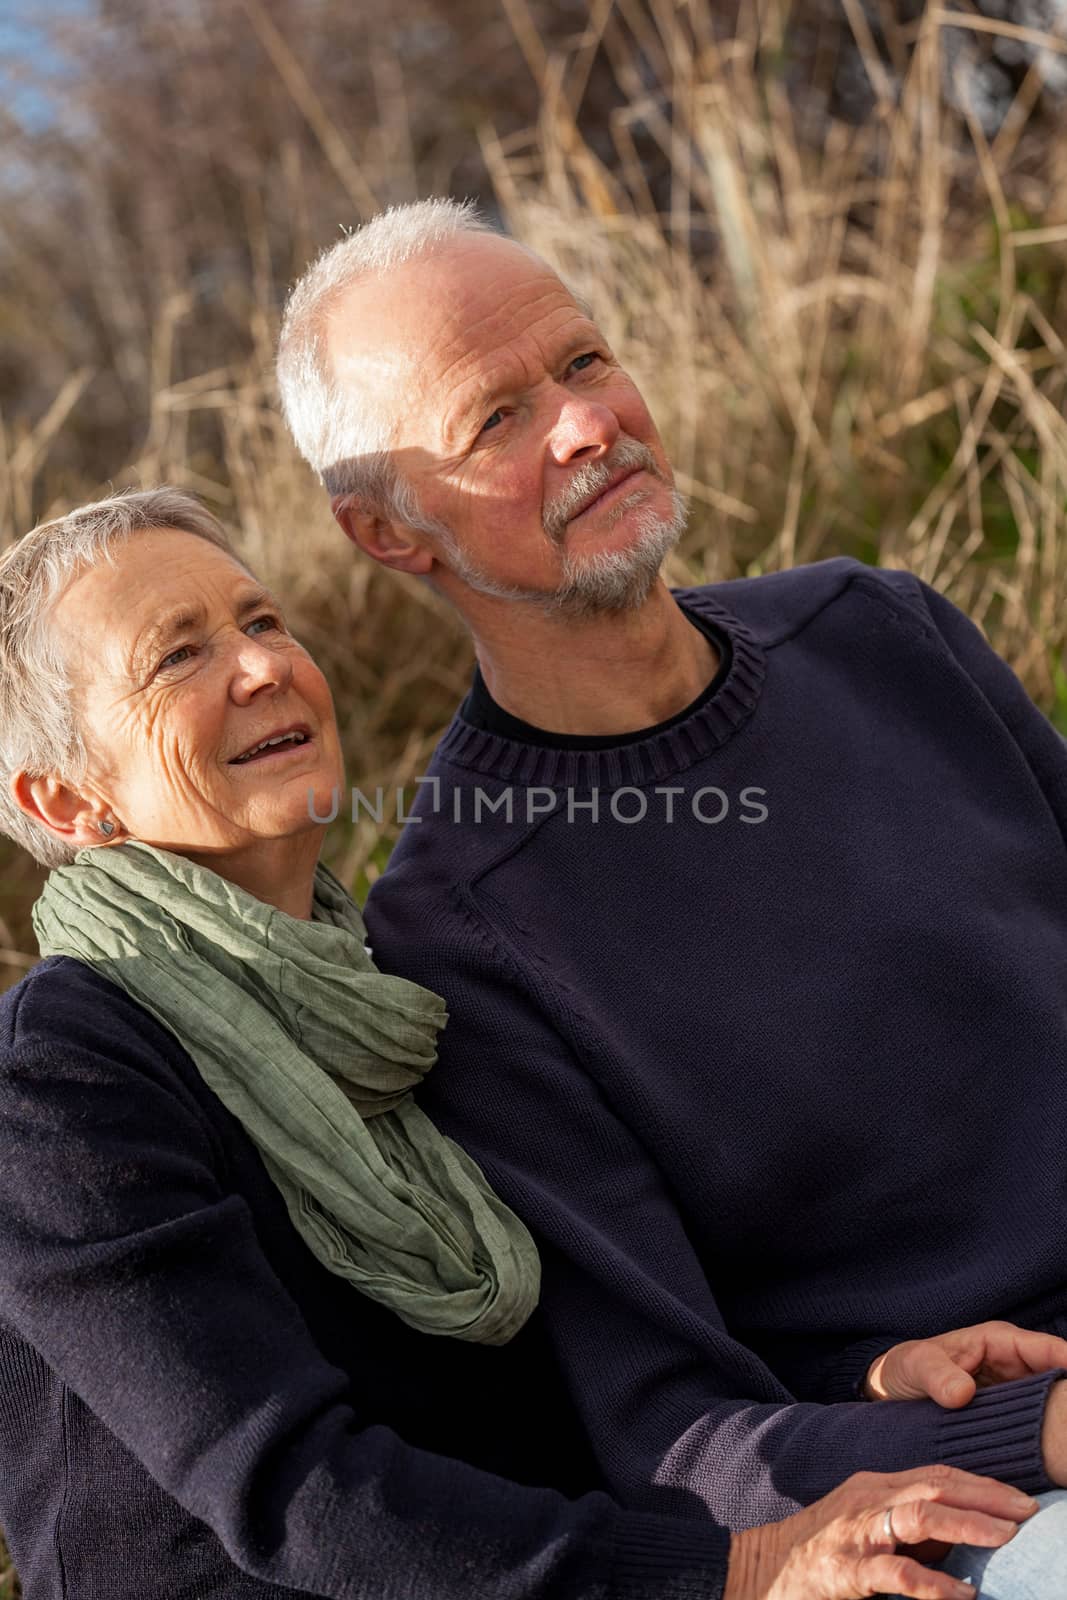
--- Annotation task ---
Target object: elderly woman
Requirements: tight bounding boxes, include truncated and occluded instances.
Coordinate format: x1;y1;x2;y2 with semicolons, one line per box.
0;488;1040;1600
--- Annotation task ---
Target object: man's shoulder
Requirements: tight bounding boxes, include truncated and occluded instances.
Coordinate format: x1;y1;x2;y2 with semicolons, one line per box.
676;556;927;646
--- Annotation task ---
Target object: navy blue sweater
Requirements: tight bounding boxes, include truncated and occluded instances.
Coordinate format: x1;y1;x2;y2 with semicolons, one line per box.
364;556;1067;1530
0;958;732;1599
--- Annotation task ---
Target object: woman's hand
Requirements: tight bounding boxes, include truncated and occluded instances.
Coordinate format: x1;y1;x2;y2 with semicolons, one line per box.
866;1321;1067;1407
723;1465;1037;1600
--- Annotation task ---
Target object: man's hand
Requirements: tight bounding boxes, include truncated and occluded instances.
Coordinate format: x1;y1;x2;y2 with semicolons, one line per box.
865;1321;1067;1407
724;1465;1037;1600
1040;1379;1067;1485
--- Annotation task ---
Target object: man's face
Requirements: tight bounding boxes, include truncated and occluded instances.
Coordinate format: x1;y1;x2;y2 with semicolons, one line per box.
328;235;685;615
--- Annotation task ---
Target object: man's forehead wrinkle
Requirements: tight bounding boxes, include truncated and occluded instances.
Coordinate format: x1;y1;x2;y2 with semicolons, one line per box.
427;269;576;375
431;291;591;447
331;251;586;450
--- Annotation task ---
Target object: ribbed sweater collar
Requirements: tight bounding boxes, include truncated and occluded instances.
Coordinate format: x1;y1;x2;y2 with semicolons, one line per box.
434;585;767;790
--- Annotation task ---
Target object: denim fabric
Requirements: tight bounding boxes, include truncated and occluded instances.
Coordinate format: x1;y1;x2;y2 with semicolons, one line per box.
938;1490;1067;1598
890;1490;1067;1599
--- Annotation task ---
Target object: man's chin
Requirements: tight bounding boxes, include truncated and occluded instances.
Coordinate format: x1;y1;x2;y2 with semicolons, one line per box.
548;508;686;619
547;564;662;620
442;492;687;618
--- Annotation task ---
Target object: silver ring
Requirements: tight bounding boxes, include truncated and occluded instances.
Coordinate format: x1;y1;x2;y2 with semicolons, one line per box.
883;1506;896;1545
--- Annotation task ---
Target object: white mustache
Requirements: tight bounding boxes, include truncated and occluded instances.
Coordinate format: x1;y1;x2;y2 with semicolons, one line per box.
543;439;660;542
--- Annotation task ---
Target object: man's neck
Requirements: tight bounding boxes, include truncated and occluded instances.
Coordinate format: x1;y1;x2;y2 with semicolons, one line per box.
465;581;720;738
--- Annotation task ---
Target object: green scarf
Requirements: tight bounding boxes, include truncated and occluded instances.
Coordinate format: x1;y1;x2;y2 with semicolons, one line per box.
32;840;540;1345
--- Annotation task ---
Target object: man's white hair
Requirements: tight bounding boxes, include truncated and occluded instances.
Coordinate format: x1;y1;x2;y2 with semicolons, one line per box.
276;197;496;524
0;488;239;869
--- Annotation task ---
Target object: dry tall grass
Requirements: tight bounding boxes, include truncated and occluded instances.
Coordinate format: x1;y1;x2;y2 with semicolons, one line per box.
1;2;1066;1584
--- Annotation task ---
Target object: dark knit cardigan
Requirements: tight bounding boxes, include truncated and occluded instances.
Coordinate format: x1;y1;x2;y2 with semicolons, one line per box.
363;556;1067;1530
0;957;731;1599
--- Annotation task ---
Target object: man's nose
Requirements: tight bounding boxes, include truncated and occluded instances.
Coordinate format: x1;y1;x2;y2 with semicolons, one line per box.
547;395;620;465
229;636;293;702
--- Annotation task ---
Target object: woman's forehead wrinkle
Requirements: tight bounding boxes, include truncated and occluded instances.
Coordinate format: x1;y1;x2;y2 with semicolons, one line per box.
60;545;260;688
47;570;122;694
124;606;197;680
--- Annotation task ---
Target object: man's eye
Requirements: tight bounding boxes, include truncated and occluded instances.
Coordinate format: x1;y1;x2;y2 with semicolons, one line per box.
569;352;600;373
246;613;282;636
480;409;504;434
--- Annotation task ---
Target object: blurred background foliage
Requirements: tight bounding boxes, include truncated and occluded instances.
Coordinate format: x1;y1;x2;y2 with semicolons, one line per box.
2;0;1067;1586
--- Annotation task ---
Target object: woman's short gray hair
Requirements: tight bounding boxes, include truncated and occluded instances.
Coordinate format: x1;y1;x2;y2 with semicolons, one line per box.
276;197;494;528
0;487;239;870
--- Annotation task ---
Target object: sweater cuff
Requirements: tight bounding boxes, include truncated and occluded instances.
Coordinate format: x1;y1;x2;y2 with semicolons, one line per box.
817;1335;903;1403
934;1368;1063;1495
609;1509;732;1600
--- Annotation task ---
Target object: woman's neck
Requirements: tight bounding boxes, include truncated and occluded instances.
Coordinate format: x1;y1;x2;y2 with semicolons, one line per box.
171;831;323;919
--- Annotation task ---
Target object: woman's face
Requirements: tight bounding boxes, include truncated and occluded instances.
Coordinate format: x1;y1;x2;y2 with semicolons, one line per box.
50;528;345;860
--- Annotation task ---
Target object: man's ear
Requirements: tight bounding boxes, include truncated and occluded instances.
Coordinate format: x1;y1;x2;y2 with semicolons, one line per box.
331;496;435;577
10;771;116;851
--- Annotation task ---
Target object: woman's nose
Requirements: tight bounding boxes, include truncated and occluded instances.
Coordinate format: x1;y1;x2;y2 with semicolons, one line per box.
229;635;293;702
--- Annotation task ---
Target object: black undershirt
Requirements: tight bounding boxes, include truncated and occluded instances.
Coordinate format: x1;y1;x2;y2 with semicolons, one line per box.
458;610;732;750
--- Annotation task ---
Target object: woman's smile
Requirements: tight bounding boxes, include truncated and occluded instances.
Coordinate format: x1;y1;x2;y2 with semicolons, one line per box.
228;723;314;766
40;526;346;906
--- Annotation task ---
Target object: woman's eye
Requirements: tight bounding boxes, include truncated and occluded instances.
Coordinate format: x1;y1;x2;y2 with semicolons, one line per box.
159;645;192;671
155;615;281;675
246;614;281;636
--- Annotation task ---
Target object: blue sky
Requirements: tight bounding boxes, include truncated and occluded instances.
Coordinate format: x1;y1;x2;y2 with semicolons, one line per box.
0;0;88;128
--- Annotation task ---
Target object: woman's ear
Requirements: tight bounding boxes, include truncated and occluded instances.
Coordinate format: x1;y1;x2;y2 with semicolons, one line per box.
331;495;435;576
10;771;119;850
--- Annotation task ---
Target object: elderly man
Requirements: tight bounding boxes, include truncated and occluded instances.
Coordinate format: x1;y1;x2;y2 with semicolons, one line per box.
277;200;1067;1579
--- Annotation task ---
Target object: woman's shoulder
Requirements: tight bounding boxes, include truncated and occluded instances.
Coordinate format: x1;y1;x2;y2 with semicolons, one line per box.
0;957;230;1167
0;955;189;1074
